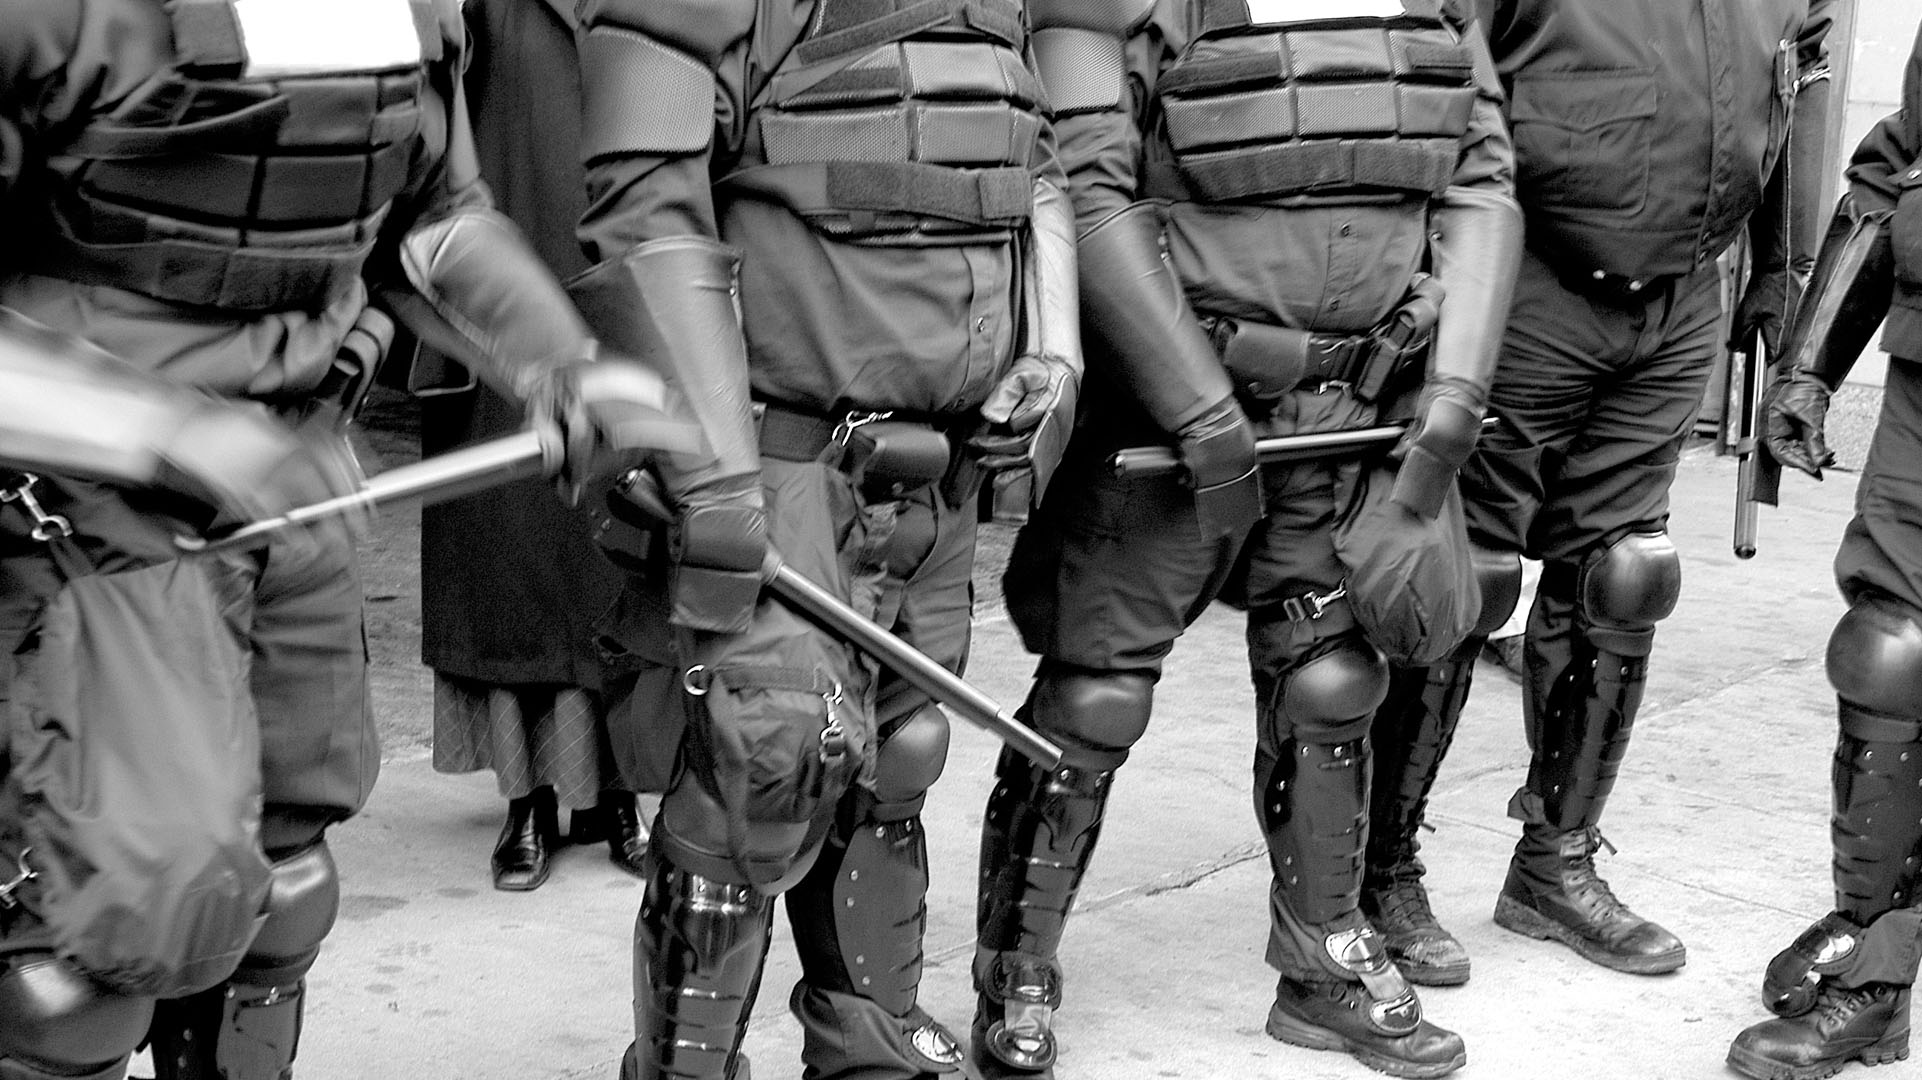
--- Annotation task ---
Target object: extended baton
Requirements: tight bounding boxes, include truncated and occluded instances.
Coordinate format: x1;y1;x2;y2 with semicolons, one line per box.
176;430;1063;769
1730;331;1766;560
1109;417;1497;479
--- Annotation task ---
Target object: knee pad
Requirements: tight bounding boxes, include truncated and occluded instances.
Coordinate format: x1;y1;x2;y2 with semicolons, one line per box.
241;842;340;987
869;704;952;819
1030;667;1154;772
1470;547;1524;638
1829;594;1922;732
1576;530;1680;656
1276;637;1390;744
0;951;151;1075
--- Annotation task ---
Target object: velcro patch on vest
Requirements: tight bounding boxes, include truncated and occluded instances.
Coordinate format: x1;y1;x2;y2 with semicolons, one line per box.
231;0;423;78
1243;0;1404;22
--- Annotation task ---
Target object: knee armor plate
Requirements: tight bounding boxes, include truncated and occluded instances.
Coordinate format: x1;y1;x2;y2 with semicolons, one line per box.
1276;638;1389;744
0;952;151;1072
1829;594;1922;725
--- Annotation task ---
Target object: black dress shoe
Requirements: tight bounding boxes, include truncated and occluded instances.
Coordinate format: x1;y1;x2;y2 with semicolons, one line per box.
600;791;650;879
492;788;559;892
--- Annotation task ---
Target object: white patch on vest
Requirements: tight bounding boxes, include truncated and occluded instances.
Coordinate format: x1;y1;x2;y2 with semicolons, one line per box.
1243;0;1403;25
232;0;423;78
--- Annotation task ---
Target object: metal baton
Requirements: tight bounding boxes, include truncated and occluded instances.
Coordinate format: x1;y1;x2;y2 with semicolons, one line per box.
175;429;559;554
608;469;1063;769
1109;417;1501;479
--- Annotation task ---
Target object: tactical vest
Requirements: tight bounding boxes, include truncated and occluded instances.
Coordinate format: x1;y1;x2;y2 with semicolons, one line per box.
1143;0;1479;205
29;0;446;313
721;0;1045;241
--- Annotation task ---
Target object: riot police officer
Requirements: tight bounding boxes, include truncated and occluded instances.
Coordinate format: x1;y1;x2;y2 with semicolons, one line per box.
1727;16;1922;1079
1361;0;1835;987
969;0;1518;1075
0;3;682;1078
567;0;1081;1076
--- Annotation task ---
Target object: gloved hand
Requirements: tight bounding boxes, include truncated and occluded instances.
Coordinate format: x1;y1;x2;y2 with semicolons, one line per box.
968;352;1080;491
1389;375;1484;518
1763;367;1837;479
520;353;699;505
157;401;367;534
1179;395;1260;537
1734;268;1796;359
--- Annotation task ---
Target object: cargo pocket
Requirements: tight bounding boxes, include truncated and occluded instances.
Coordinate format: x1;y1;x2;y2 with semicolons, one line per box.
1509;70;1658;215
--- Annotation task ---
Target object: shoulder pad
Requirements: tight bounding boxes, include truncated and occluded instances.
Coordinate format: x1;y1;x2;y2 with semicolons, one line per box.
578;0;754;64
1030;0;1155;35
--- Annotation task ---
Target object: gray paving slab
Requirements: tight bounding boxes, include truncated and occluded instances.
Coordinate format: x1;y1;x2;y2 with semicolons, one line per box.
274;442;1885;1080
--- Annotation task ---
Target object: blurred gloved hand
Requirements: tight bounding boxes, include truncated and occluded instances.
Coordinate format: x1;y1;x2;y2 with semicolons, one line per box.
1763;367;1837;480
521;354;700;505
157;401;367;534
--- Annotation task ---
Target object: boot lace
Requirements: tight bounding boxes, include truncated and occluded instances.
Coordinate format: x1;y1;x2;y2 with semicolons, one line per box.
1564;828;1631;920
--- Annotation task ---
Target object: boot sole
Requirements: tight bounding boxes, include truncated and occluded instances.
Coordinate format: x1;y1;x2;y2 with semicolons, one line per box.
1395;956;1471;988
1492;895;1685;975
1265;1005;1467;1078
1725;1036;1909;1080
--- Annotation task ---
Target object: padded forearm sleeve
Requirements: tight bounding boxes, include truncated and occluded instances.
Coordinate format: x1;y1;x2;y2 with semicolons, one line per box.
1075;201;1232;436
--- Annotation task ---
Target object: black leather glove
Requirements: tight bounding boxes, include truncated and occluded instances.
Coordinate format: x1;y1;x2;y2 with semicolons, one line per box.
1763;368;1836;479
521;355;694;504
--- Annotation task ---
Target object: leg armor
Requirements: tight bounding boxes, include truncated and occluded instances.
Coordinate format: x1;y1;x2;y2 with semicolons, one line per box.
1495;531;1686;975
0;951;152;1080
1363;548;1522;986
972;666;1151;1079
147;842;339;1080
786;704;962;1079
1256;637;1464;1076
622;849;774;1080
1761;594;1922;1018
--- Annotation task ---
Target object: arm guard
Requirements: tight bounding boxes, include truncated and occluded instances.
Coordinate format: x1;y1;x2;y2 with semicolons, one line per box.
568;239;768;634
1391;187;1522;517
1782;194;1896;389
1077;201;1259;538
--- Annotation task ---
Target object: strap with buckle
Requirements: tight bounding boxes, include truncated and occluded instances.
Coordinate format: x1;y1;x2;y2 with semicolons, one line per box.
1;473;74;543
1278;581;1348;622
0;847;38;910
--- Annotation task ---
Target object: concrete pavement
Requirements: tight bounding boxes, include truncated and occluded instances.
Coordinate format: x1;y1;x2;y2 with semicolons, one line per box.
278;442;1880;1080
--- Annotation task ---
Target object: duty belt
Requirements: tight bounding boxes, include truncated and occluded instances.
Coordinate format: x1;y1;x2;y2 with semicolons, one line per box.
755;400;959;497
1204;275;1442;411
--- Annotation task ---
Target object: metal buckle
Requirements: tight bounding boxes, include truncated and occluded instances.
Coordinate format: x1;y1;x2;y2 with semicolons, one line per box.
1278;581;1348;622
0;847;39;910
0;473;73;542
831;409;894;447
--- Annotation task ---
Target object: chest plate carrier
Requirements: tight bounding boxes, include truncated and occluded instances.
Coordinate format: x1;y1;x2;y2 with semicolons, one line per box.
28;0;443;313
1143;0;1477;205
722;0;1046;242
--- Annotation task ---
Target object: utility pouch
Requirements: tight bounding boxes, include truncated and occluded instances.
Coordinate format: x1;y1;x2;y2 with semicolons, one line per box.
681;661;870;889
0;526;270;997
845;421;952;500
1212;318;1312;404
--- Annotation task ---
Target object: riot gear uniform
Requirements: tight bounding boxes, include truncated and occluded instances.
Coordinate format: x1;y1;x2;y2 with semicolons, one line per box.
1361;0;1835;986
973;0;1517;1075
0;3;682;1078
1728;20;1922;1078
570;0;1081;1076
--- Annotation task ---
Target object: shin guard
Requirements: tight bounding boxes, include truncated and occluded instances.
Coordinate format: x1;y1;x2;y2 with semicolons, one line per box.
626;853;774;1080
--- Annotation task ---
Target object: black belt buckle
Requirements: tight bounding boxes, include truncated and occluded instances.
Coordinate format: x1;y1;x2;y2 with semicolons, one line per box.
1307;334;1367;392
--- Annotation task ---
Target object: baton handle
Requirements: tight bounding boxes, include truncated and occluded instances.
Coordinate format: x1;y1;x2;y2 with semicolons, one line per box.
1109;420;1502;479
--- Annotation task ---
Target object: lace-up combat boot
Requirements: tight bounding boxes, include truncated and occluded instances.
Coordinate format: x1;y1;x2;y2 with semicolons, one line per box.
1728;983;1911;1080
1493;825;1684;974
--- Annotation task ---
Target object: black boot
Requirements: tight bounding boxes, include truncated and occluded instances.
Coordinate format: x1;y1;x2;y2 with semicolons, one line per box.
622;851;773;1080
1495;568;1683;973
492;787;560;892
1728;983;1912;1080
1494;824;1684;973
596;790;650;880
1260;734;1465;1078
1363;654;1475;986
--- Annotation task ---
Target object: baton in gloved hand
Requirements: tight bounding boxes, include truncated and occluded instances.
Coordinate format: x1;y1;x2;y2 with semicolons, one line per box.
1109;417;1498;479
176;430;1063;769
607;467;1062;770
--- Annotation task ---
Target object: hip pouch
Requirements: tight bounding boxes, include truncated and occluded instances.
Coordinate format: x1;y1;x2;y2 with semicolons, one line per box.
1;537;270;997
1329;456;1482;666
681;657;872;888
